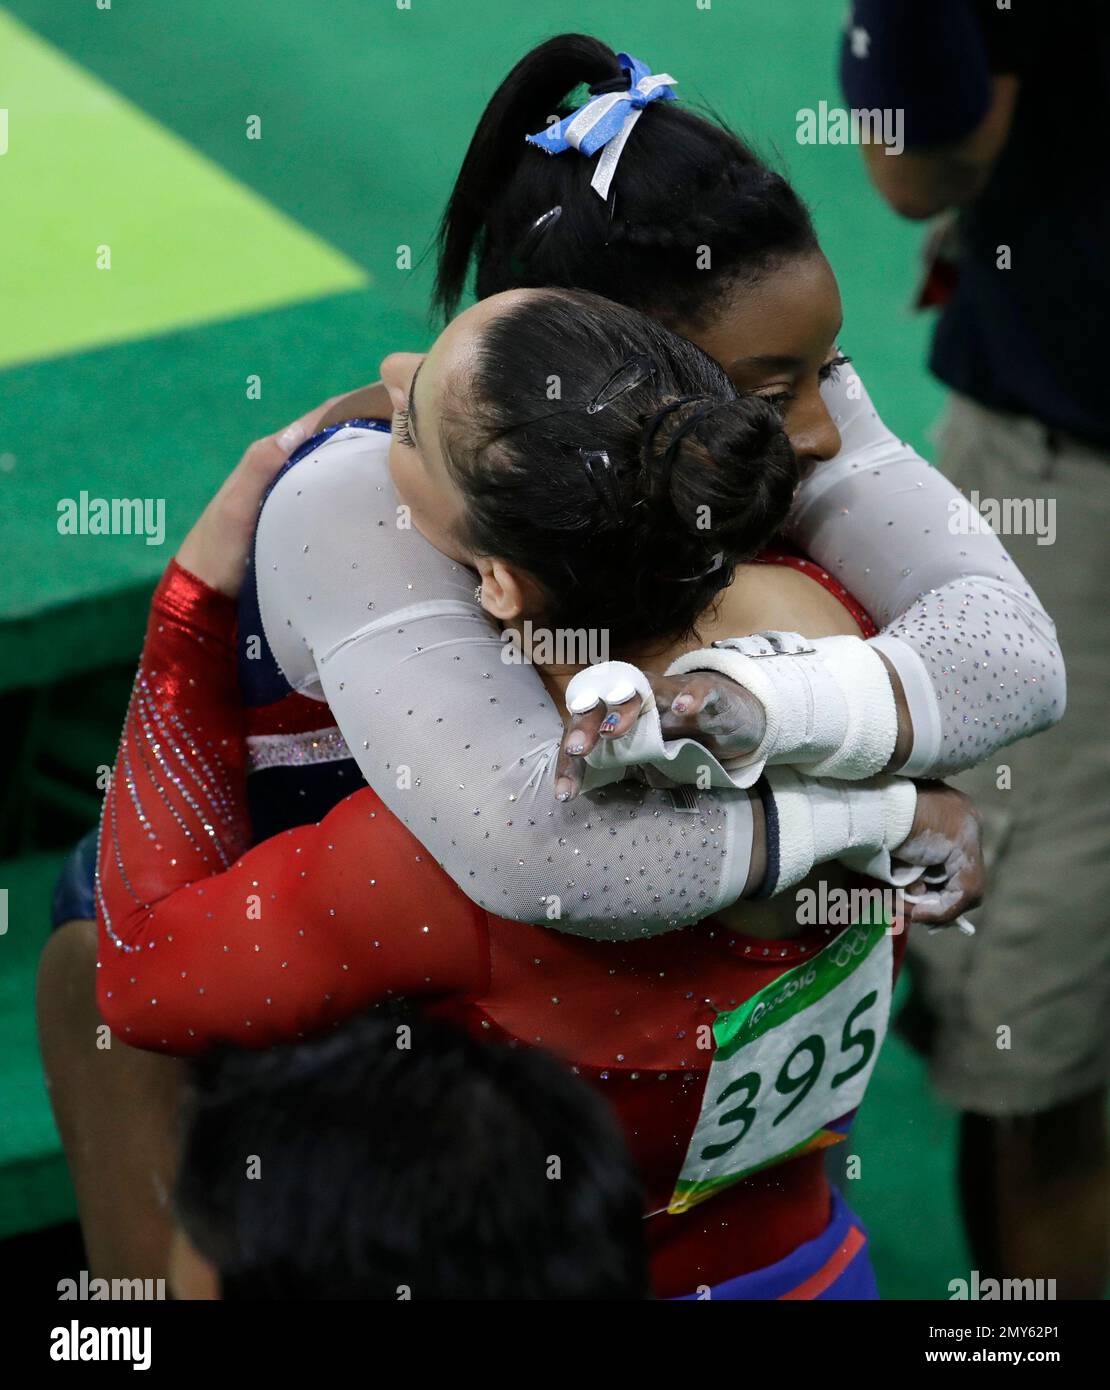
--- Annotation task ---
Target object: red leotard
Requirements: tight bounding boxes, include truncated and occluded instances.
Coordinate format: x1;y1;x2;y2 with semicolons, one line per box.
96;560;900;1298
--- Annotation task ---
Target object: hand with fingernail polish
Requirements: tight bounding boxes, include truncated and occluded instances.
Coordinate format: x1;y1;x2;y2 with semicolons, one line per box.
556;661;653;798
555;661;766;799
652;671;766;756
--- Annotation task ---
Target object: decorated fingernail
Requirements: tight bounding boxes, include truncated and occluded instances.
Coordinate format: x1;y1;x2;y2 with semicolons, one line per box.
600;713;621;733
555;778;574;801
565;740;585;755
672;692;694;715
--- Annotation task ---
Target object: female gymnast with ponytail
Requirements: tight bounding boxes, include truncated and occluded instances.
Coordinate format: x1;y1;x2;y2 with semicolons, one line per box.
279;34;1062;843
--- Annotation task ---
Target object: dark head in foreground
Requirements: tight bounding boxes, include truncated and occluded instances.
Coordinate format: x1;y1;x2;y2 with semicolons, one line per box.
172;1007;649;1299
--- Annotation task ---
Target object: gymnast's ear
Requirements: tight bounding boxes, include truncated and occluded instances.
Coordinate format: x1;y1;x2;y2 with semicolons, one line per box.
474;556;543;624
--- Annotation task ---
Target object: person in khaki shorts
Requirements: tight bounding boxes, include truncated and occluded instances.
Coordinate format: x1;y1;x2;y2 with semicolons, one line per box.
908;400;1110;1290
842;0;1110;1297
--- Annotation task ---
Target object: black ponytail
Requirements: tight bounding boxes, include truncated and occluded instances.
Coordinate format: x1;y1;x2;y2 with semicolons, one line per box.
434;34;818;333
441;289;798;651
435;35;621;314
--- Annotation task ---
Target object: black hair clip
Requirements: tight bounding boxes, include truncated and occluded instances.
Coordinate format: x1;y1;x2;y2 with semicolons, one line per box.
586;354;657;415
578;449;625;523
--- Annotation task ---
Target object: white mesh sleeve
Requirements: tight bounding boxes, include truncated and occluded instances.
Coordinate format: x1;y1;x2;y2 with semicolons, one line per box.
254;427;756;939
787;364;1065;776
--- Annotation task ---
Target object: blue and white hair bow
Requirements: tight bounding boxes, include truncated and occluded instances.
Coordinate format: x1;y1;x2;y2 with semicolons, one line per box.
525;53;677;201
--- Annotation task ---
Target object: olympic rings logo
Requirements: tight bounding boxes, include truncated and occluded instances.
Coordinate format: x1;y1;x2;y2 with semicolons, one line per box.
830;927;871;971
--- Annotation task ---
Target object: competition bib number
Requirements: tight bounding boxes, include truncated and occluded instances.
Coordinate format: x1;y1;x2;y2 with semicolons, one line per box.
670;921;892;1213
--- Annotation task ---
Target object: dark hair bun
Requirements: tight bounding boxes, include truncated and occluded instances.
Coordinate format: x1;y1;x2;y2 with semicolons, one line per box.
650;394;799;571
445;289;801;650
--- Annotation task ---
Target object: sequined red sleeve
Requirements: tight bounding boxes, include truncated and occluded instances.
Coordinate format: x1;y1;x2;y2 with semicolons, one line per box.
96;561;488;1054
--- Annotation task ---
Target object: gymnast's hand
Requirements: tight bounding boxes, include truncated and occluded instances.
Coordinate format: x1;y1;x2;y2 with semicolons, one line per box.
176;384;394;597
175;412;323;598
894;782;985;927
554;669;766;800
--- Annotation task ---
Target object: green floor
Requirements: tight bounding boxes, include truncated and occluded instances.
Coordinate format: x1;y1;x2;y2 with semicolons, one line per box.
0;0;963;1294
